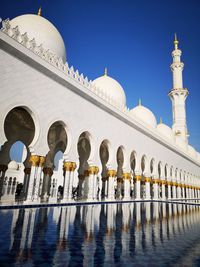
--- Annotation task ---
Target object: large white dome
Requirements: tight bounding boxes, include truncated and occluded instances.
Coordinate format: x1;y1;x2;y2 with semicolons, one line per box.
129;105;157;128
157;122;174;141
10;14;66;62
92;73;126;109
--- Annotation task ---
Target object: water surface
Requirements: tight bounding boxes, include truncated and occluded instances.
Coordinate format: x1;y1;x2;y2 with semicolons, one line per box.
0;203;200;266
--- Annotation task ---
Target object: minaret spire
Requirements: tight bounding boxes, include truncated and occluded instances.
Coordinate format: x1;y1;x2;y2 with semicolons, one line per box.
174;33;179;50
168;35;189;144
38;7;42;16
104;67;108;76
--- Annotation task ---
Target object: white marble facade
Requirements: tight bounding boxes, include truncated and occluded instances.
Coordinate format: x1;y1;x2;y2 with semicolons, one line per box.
0;13;200;204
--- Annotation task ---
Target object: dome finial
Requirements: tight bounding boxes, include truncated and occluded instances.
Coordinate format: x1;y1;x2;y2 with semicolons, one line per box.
138;98;142;106
160;117;163;124
38;7;42;16
104;67;108;76
174;33;179;49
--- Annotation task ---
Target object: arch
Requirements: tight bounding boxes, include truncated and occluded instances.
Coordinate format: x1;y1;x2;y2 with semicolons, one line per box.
2;104;39;149
46;120;68;168
158;161;163;179
116;146;125;177
0;106;36;166
130;151;137;173
150;158;155;176
164;164;169;180
141;155;147;174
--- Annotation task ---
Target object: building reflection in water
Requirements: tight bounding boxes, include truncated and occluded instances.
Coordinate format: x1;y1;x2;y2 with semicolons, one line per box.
1;203;200;266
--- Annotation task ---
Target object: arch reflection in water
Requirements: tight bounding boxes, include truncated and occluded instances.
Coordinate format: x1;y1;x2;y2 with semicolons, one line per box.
0;203;200;266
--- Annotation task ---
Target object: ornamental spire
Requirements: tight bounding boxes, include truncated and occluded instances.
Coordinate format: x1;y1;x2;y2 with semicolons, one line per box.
104;67;108;76
138;98;141;106
159;117;163;124
38;7;42;16
174;33;179;50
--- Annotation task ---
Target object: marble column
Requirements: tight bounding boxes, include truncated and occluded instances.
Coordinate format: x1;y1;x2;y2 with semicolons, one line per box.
123;173;131;200
85;166;99;201
177;184;182;199
23;168;31;199
161;179;166;200
107;170;116;200
32;156;45;202
26;155;40;202
172;182;177;199
41;167;53;202
167;181;172;199
62;161;76;202
153;179;159;200
0;164;8;198
135;174;141;200
144;177;151;200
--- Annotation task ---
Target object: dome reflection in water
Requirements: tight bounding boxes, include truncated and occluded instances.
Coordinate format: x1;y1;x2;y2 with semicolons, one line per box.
0;203;200;266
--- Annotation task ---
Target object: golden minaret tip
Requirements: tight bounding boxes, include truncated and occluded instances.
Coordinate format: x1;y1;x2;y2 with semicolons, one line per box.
174;33;179;49
38;7;42;16
104;67;108;76
160;117;163;124
138;98;142;106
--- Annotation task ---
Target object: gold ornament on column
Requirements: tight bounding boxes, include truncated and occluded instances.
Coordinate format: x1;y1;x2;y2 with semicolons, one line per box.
29;155;40;166
63;162;77;172
88;166;99;175
135;175;141;181
39;156;45;167
144;177;151;183
123;173;131;180
107;170;116;177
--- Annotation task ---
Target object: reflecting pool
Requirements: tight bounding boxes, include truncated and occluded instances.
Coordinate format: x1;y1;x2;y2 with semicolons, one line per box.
1;203;200;266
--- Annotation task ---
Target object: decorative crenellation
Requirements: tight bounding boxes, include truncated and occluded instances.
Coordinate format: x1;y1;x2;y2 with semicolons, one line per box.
63;161;77;172
0;19;127;112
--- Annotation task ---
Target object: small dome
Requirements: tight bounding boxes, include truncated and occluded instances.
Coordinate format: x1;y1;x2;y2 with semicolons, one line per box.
188;145;197;159
92;73;126;109
10;14;66;62
157;123;174;141
129;105;157;128
8;160;18;170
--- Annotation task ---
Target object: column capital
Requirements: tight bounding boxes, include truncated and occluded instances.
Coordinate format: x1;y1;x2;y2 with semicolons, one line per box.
107;170;117;177
123;173;131;180
85;166;99;176
135;175;141;181
29;155;40;166
153;178;159;184
63;161;77;172
144;177;151;183
39;156;46;167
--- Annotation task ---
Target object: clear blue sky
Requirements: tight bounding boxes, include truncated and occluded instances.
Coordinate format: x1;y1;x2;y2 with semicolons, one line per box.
1;0;200;156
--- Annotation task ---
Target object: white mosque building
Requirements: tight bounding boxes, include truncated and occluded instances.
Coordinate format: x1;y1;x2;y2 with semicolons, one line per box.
0;10;200;204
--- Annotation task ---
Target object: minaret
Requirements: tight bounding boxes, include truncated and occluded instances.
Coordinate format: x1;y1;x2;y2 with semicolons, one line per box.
168;34;189;143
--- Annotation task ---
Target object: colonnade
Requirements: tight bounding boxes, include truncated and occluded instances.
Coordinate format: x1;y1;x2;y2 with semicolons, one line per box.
0;153;196;203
